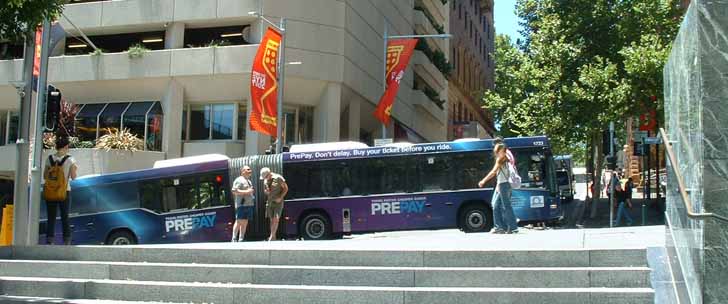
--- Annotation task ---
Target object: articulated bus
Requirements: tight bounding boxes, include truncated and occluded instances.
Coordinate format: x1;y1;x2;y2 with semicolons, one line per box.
40;136;562;245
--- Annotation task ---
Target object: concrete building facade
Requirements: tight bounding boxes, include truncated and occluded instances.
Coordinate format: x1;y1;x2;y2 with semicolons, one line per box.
0;0;450;180
447;0;495;139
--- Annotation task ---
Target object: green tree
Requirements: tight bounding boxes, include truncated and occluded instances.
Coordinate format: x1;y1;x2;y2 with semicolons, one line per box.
0;0;66;43
483;0;682;170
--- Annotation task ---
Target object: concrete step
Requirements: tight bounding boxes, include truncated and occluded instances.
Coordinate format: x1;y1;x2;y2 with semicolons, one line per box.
0;276;655;304
0;295;185;304
0;260;652;288
3;246;648;268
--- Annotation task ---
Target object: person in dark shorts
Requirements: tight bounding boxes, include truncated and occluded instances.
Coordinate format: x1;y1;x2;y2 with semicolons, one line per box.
231;166;255;242
260;167;288;241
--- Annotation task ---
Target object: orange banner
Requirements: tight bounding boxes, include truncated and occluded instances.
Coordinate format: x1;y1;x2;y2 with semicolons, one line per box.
374;39;418;125
33;27;42;79
249;28;282;137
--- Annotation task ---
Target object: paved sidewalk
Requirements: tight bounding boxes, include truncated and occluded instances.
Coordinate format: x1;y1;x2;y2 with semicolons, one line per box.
124;225;665;251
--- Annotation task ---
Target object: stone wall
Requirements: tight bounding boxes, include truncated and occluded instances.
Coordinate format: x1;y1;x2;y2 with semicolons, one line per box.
664;1;728;303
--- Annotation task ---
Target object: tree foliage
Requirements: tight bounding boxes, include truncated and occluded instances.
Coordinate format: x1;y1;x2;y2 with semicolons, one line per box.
483;0;683;163
0;0;66;43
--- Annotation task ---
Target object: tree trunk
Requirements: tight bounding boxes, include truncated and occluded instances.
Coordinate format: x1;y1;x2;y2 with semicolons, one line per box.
590;131;605;219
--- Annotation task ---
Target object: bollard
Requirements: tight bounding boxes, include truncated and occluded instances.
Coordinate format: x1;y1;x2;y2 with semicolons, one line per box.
641;203;646;226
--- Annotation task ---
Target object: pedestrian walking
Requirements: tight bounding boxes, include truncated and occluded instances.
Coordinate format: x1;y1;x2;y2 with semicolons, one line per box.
231;166;255;242
614;176;634;226
478;143;519;234
260;167;288;241
42;136;78;245
493;137;515;166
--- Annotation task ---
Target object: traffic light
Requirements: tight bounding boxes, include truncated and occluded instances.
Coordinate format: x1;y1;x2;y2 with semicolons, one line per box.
602;130;611;156
45;85;61;129
606;155;617;170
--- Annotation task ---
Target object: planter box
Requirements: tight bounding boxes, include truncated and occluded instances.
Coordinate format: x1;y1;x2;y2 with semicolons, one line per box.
43;148;165;178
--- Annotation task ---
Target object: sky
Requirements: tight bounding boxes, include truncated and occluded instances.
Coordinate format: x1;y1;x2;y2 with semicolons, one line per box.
493;0;524;43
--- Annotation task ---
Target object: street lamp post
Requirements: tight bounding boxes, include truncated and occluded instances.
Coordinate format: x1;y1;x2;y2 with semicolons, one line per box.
250;12;286;154
381;23;452;139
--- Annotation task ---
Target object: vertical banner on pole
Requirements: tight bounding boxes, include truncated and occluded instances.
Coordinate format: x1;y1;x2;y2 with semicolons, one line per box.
373;39;418;125
249;28;282;138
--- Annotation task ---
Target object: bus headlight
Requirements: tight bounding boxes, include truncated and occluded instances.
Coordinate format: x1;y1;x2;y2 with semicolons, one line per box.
550;204;558;209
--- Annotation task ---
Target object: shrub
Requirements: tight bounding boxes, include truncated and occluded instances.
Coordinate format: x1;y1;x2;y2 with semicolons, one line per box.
69;137;94;149
95;128;144;151
127;44;149;59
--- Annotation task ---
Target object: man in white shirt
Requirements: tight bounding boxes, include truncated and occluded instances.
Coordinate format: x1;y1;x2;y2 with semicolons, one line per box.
42;136;78;245
231;166;255;242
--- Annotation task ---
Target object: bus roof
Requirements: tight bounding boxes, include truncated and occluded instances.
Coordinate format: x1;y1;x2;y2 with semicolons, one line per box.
71;158;229;188
283;136;550;163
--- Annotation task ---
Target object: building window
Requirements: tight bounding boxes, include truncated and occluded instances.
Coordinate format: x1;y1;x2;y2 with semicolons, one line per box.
211;104;234;139
74;101;163;151
76;103;106;142
459;4;462;19
98;102;130;136
183;103;247;142
146;102;163;151
123;101;154;145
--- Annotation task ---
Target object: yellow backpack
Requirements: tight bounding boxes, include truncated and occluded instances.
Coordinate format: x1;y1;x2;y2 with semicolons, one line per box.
43;155;70;202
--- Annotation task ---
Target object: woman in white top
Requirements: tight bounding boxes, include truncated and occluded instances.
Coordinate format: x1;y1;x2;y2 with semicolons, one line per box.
478;143;518;234
43;136;78;245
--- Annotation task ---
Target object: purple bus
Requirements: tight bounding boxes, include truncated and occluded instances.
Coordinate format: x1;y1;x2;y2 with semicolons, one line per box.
52;136;561;244
280;136;562;240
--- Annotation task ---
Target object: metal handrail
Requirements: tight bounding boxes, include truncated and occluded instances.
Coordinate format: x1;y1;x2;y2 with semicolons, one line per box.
660;128;728;222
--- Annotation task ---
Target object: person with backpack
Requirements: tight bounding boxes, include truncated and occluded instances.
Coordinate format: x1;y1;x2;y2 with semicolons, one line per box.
478;143;521;234
613;176;634;226
42;136;78;245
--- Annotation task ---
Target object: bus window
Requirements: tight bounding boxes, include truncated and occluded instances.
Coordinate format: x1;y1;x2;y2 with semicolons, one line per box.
198;173;229;209
418;154;455;191
361;156;416;195
453;151;492;190
95;183;139;212
140;181;164;213
162;176;196;212
70;187;96;215
513;149;547;189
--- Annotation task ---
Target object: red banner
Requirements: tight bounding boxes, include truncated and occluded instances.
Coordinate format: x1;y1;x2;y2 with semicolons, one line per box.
33;27;42;79
374;39;418;125
249;28;282;137
639;109;657;131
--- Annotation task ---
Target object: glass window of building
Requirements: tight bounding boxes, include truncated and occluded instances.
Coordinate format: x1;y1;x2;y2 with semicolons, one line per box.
98;102;129;136
122;101;154;145
146;102;163;151
76;103;106;142
211;104;234;140
188;104;211;140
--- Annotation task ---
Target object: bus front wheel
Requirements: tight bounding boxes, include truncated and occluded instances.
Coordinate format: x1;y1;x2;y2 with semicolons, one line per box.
106;230;137;245
300;213;331;240
459;205;493;233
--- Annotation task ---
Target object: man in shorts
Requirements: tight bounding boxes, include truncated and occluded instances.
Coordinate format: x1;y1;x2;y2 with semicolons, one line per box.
231;166;255;242
260;167;288;241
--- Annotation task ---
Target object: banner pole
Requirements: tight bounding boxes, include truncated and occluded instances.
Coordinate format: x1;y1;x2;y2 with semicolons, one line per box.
275;19;286;154
381;22;387;140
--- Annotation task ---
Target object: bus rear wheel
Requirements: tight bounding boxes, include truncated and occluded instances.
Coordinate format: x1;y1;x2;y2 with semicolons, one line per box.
459;205;493;233
106;230;137;245
300;213;331;240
